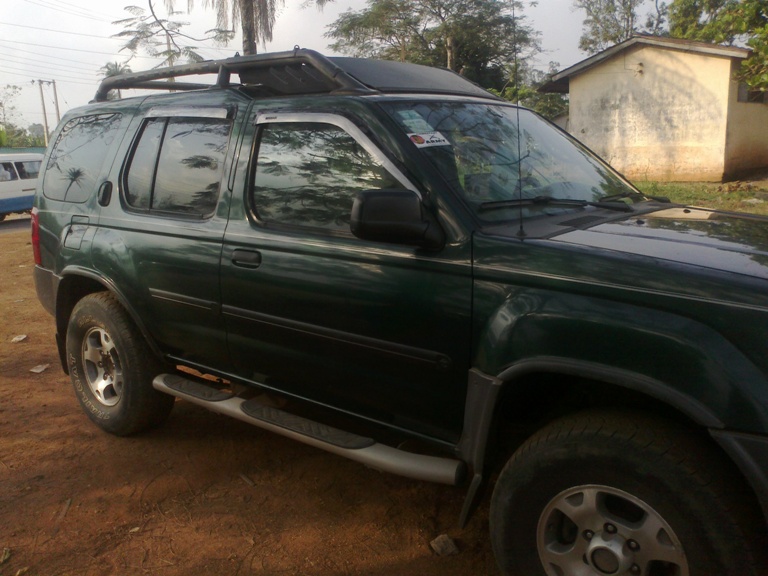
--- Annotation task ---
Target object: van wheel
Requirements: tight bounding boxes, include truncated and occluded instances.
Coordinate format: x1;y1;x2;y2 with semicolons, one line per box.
490;410;765;576
66;292;174;436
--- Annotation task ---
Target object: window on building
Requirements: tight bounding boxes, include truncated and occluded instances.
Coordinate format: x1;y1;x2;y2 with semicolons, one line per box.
738;82;767;104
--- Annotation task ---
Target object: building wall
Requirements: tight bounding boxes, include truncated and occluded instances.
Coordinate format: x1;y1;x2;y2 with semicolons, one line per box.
724;64;768;179
569;45;732;181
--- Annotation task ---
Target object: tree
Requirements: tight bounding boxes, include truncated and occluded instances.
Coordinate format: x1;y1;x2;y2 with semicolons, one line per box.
324;0;423;62
326;0;540;92
165;0;333;56
668;0;768;90
100;62;133;100
573;0;649;53
668;0;732;40
490;63;570;120
114;2;233;67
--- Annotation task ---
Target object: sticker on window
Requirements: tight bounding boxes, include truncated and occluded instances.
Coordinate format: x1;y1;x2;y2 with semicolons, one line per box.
408;132;450;148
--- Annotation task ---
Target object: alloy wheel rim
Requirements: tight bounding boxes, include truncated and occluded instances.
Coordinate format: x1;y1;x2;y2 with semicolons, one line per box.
536;484;689;576
81;327;123;407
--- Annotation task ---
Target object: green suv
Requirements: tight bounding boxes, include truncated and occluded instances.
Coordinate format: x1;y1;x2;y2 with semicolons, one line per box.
32;49;768;575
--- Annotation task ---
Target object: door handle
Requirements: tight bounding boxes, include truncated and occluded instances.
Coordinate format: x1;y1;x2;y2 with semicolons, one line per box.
232;249;262;269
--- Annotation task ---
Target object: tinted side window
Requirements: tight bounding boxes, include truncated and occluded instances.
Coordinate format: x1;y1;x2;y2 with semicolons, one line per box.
0;162;17;181
44;114;122;202
252;123;400;232
125;117;231;217
14;161;41;180
125;118;164;210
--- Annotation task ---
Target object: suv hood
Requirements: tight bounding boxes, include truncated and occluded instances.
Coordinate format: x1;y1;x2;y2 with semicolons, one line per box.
556;206;768;281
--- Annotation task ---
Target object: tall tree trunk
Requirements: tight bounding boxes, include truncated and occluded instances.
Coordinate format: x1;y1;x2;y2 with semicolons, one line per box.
446;36;454;70
240;0;257;55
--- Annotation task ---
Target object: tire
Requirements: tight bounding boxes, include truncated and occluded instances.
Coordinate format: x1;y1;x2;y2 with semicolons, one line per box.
490;410;766;576
66;292;174;436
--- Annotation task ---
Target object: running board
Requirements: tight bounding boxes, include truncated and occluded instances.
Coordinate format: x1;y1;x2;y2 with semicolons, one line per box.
153;374;465;486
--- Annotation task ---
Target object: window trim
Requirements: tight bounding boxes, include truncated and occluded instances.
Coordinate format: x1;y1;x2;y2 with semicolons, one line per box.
248;112;420;235
145;106;234;119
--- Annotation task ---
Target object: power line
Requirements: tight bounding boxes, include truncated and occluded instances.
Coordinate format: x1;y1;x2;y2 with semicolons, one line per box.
0;38;160;60
0;50;98;74
0;21;122;40
0;63;100;85
45;0;125;21
21;0;115;23
0;44;121;70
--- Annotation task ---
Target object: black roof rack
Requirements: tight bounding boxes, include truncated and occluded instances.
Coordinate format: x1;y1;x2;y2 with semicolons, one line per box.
93;48;499;103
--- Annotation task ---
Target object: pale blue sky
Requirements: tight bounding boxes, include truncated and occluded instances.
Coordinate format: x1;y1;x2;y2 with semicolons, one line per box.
4;0;586;128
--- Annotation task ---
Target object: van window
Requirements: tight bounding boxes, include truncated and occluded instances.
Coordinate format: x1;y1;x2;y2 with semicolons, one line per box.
43;113;122;202
124;116;231;217
0;162;18;181
14;160;41;180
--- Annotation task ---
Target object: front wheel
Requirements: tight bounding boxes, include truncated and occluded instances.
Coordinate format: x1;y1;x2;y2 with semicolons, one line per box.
490;410;765;576
66;292;174;436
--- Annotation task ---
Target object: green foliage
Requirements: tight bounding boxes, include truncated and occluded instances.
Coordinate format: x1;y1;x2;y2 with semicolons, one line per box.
114;2;233;67
635;179;768;215
164;0;332;55
325;0;540;93
0;85;46;147
489;63;570;120
574;0;649;53
668;0;768;90
668;0;731;40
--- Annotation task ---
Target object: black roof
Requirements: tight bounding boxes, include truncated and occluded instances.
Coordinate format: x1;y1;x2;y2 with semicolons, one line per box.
94;48;499;102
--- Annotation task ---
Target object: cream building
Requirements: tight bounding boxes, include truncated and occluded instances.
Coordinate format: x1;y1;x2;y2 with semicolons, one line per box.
542;35;768;182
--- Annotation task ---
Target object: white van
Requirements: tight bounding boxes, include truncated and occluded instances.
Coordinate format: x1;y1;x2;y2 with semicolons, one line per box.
0;153;43;220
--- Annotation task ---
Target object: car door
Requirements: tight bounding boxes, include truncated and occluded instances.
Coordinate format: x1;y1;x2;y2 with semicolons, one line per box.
94;99;241;369
221;111;473;442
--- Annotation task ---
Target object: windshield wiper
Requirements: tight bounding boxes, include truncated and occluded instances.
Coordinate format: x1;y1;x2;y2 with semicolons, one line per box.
479;195;634;213
599;191;671;203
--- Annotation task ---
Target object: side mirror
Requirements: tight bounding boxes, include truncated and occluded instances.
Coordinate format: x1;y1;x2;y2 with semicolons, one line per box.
351;189;444;251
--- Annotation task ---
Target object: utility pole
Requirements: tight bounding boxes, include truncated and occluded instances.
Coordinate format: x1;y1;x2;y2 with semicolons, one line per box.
37;80;49;147
51;80;61;124
36;79;60;145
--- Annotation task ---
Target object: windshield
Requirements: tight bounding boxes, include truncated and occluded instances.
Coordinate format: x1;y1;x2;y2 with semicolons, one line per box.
381;101;641;222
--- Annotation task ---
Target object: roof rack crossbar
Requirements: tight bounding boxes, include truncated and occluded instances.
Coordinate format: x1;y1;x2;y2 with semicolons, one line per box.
93;49;371;102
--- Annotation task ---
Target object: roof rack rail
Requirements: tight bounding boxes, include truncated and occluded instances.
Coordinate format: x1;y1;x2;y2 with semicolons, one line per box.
93;48;372;102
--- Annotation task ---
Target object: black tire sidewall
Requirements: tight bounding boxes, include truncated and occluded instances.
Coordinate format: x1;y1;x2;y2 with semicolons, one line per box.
66;293;172;435
490;416;757;576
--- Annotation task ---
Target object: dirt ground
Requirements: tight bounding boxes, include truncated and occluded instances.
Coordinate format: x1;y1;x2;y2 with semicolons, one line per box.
0;222;495;576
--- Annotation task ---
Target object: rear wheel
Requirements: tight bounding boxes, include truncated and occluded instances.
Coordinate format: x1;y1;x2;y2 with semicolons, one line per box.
66;292;174;436
490;410;765;576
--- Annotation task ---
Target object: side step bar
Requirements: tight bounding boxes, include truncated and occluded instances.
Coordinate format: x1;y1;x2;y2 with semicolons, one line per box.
153;374;465;486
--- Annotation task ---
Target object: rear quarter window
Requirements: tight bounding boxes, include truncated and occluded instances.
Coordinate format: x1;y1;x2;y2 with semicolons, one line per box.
124;116;232;217
43;113;122;202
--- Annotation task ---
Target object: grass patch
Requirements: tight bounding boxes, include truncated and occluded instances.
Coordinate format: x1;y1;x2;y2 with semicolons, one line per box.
634;180;768;216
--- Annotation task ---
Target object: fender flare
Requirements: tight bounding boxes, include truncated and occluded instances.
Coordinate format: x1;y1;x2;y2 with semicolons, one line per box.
55;266;165;370
456;357;724;527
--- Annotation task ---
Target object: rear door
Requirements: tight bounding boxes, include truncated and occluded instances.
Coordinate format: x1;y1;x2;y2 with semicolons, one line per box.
221;111;473;441
93;96;244;368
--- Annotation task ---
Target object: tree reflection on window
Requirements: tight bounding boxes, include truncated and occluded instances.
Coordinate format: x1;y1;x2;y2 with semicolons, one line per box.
125;117;232;216
252;123;400;232
44;113;122;203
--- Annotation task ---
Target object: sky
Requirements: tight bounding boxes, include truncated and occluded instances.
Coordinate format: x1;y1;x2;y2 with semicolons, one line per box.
2;0;586;131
